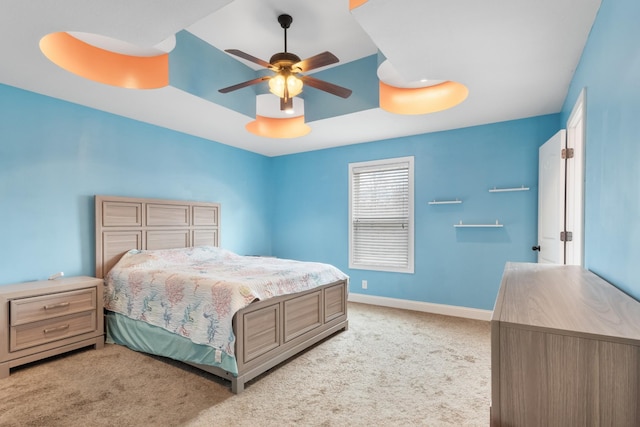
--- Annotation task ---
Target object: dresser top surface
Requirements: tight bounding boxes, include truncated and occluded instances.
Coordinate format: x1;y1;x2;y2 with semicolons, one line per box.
493;262;640;342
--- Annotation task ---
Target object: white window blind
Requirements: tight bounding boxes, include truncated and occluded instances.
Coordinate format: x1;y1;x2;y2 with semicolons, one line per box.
349;157;414;273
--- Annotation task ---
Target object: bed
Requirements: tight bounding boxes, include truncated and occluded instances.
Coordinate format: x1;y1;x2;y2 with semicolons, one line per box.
95;195;349;393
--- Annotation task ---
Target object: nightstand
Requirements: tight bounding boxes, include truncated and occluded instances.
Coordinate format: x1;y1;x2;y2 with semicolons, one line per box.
0;276;104;378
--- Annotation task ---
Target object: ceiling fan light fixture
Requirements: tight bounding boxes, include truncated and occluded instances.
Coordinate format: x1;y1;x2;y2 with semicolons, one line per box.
268;74;303;98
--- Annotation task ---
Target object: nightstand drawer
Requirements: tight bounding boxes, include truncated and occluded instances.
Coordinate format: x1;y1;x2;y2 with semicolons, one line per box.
10;288;96;326
10;311;97;352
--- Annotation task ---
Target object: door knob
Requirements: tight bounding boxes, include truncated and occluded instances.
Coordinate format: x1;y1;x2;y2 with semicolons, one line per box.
532;245;541;251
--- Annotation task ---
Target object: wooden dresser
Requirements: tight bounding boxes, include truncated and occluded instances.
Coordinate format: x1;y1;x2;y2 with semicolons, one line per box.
0;276;104;378
491;262;640;427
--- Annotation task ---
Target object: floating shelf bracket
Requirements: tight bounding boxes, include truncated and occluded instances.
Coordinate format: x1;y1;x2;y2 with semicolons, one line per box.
454;220;503;228
428;199;462;205
489;185;529;193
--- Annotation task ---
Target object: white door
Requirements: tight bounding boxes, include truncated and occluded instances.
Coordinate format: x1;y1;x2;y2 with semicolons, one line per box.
537;130;566;264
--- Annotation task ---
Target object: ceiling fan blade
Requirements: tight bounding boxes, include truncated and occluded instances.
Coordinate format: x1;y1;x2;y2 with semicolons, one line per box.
294;51;339;72
300;75;352;98
218;76;270;93
225;49;273;69
280;97;293;111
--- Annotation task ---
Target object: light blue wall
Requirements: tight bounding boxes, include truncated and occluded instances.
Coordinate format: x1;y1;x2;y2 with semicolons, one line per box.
0;84;272;285
4;2;633;311
271;115;560;310
0;86;560;310
561;0;640;299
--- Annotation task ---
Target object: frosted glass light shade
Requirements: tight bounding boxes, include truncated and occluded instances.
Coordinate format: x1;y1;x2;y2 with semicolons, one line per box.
269;74;303;98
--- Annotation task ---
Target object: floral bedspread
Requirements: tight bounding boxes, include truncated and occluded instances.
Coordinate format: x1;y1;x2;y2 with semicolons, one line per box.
104;246;348;366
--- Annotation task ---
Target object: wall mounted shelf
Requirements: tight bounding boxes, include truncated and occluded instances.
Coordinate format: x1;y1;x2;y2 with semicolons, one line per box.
428;199;462;205
454;220;503;228
489;186;529;193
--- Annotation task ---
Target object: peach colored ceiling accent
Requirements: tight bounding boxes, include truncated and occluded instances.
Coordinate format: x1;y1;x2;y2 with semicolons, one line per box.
349;0;369;11
246;115;311;138
40;32;169;89
379;81;469;115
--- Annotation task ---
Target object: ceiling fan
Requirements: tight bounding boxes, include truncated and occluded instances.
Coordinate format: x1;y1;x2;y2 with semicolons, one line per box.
219;14;352;111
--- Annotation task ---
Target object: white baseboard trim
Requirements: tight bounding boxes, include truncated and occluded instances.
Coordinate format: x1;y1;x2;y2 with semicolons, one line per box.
348;293;492;321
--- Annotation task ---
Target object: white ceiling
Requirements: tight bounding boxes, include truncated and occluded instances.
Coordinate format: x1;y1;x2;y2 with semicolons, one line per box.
0;0;601;157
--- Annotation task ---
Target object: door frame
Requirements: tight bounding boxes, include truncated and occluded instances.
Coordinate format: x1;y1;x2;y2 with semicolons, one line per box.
565;88;586;266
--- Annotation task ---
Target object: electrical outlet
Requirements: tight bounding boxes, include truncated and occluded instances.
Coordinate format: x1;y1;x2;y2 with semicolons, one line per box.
362;280;368;289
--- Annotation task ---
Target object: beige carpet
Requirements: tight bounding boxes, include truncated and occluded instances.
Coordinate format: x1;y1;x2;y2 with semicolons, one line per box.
0;303;491;426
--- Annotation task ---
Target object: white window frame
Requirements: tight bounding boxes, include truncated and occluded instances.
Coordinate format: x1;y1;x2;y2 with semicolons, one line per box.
349;156;414;274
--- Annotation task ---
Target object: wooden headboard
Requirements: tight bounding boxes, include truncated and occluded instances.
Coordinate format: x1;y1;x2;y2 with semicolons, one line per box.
95;195;220;278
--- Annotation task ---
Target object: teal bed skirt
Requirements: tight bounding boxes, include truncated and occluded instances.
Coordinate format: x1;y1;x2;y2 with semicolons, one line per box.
105;311;239;375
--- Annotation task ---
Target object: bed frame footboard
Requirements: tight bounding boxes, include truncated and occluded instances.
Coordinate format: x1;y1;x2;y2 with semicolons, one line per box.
190;279;349;393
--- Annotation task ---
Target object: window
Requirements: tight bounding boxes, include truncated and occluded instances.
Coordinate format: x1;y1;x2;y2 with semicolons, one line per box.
349;156;414;273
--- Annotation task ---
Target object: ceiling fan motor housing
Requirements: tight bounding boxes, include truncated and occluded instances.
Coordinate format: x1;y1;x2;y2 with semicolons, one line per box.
269;52;302;70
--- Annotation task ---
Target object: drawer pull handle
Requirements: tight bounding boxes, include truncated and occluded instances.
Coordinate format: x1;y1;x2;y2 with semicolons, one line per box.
44;324;70;334
44;302;70;310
